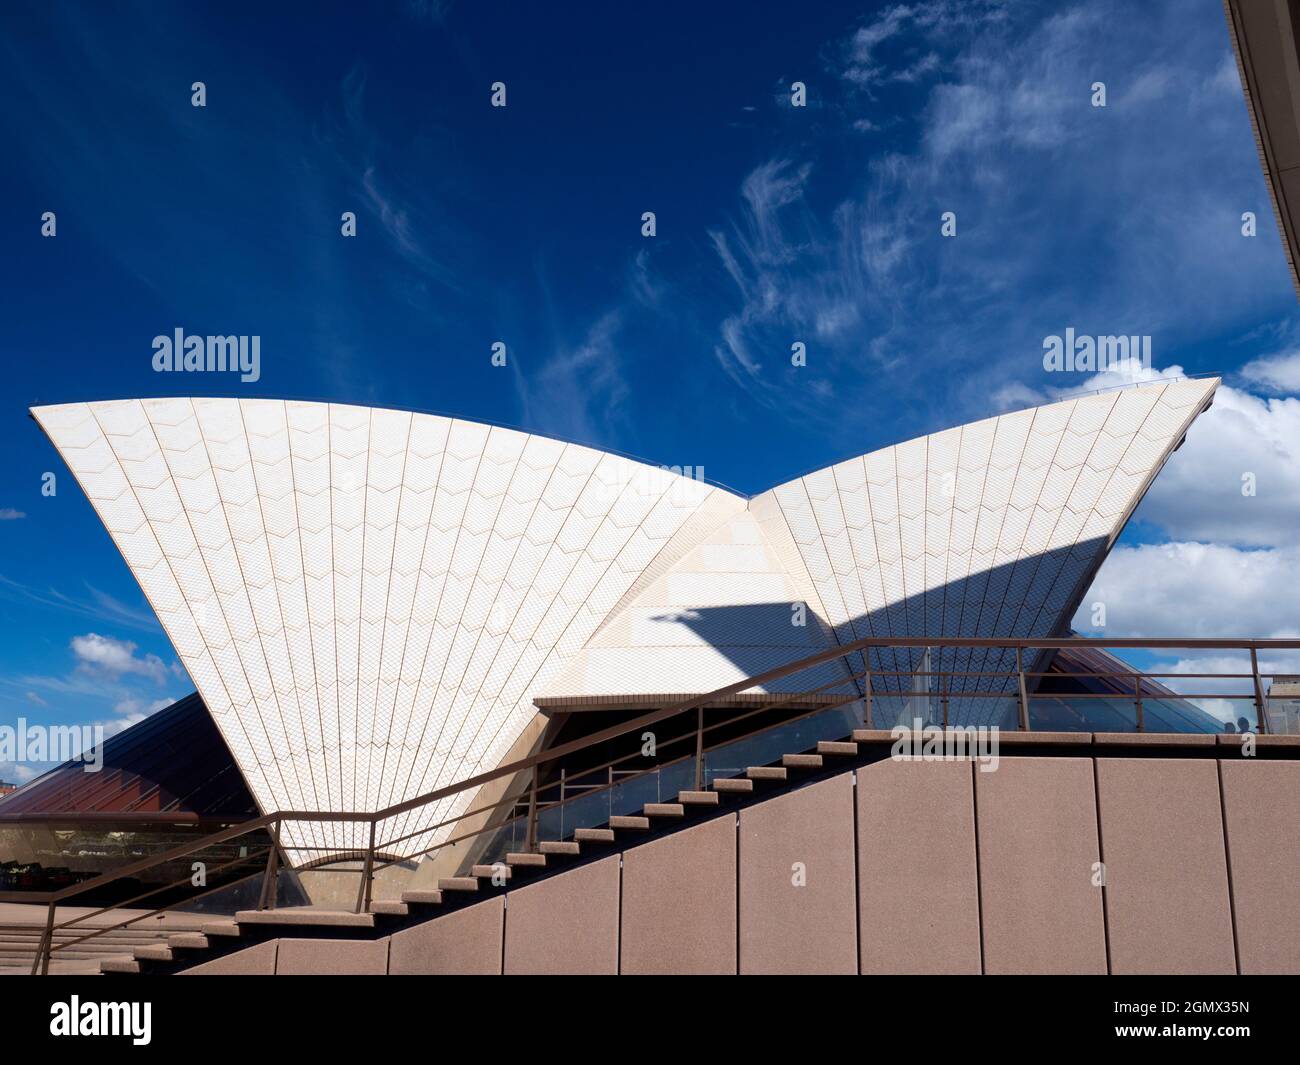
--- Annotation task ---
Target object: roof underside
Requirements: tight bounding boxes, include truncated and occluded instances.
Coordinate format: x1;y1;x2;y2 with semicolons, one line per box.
0;693;256;819
1224;0;1300;300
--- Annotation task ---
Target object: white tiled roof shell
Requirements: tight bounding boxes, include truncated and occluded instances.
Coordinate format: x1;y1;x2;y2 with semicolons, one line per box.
31;398;747;863
748;377;1219;723
33;378;1216;860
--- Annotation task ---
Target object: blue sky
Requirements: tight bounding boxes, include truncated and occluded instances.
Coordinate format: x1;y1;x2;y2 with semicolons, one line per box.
2;0;1299;777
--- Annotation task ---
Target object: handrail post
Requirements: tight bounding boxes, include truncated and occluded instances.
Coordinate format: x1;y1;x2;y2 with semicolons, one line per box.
363;819;377;913
694;705;704;790
355;819;376;914
525;770;539;851
1016;646;1030;731
1251;647;1270;734
31;900;55;976
258;819;281;911
559;767;567;841
864;661;873;728
268;825;280;911
940;643;949;730
1134;674;1145;733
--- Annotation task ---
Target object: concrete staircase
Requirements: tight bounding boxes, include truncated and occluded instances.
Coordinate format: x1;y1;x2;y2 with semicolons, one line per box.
2;918;204;975
98;731;881;975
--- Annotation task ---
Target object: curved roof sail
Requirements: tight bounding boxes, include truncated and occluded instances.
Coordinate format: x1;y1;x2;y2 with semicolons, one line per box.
32;377;1217;862
31;399;745;861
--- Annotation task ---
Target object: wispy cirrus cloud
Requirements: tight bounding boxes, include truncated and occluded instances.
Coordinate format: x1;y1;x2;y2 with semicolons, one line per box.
326;66;461;299
403;0;454;23
708;158;872;415
0;574;162;632
518;309;631;446
514;242;697;451
835;1;1011;94
705;0;1293;453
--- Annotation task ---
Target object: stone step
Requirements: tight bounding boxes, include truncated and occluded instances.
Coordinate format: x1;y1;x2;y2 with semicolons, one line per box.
0;938;169;950
471;863;511;880
369;901;408;916
201;921;241;938
0;931;175;941
133;945;173;963
539;840;580;856
4;961;108;975
166;933;209;950
782;753;823;769
437;877;479;893
643;802;684;817
609;815;650;830
236;909;375;929
506;851;547;866
852;729;896;743
400;890;444;906
817;740;858;756
574;828;616;843
712;777;754;793
100;958;140;974
0;930;165;942
747;766;787;781
0;951;126;967
677;791;720;806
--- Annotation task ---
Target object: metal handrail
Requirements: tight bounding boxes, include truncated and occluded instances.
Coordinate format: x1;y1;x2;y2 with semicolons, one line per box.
370;679;878;871
359;635;1296;825
4;635;1297;972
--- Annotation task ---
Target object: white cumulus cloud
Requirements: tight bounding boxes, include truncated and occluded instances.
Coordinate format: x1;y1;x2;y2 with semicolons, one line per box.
1241;350;1300;393
1074;541;1300;639
70;633;169;684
